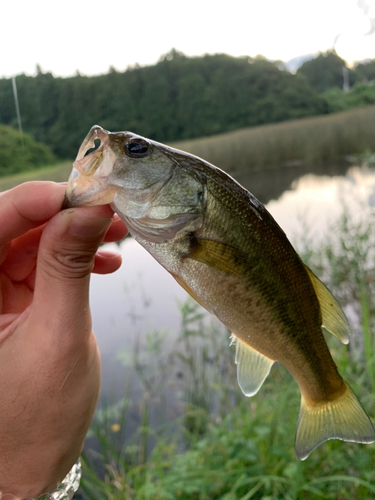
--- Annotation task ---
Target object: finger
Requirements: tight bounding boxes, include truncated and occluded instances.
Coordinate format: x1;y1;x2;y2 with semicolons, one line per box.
0;225;44;281
103;214;128;243
92;250;122;274
1;215;126;282
0;242;11;267
31;205;115;345
0;313;19;332
1;246;122;301
0;182;65;248
0;273;33;315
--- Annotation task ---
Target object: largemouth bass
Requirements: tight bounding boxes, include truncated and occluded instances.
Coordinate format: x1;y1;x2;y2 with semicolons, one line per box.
63;125;374;459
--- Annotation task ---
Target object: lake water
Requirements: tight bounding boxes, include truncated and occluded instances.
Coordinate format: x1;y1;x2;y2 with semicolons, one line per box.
88;161;375;435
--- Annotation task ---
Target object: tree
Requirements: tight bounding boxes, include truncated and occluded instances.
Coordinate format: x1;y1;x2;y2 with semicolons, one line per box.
355;59;375;82
0;52;329;158
297;50;360;93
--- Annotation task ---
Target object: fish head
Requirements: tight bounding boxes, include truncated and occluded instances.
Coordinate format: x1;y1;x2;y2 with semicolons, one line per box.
63;125;206;243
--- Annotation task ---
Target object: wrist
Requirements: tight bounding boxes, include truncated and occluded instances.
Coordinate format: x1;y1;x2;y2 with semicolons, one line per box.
0;460;81;500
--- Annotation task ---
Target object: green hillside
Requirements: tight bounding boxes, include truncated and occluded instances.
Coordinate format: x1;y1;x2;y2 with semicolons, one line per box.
0;51;328;159
0;124;56;176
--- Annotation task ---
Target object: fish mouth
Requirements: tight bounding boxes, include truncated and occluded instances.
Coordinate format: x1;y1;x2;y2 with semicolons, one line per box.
75;125;109;167
62;125;117;209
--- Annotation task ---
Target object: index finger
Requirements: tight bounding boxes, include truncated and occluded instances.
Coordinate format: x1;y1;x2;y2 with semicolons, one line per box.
0;181;66;247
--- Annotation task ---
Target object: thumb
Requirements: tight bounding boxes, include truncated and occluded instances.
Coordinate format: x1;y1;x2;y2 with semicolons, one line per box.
31;206;113;341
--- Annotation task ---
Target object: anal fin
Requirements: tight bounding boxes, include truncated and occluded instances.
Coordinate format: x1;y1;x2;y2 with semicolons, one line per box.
304;265;350;344
233;334;274;397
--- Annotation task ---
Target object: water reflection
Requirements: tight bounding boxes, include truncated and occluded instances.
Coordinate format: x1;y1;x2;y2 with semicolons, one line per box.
266;165;375;239
233;160;353;206
90;241;188;398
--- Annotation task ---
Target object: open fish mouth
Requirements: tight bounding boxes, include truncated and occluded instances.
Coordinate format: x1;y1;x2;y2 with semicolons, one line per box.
62;126;117;209
75;125;109;166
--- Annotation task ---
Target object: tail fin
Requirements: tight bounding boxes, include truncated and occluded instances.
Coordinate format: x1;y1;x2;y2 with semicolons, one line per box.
295;382;375;460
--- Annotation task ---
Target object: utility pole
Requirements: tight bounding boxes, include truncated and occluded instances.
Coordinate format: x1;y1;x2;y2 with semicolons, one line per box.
11;76;24;147
343;66;350;93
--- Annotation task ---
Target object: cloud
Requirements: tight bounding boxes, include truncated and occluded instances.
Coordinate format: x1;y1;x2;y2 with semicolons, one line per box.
357;0;375;35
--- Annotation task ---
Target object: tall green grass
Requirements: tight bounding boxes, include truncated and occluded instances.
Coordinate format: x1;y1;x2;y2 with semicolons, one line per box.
171;106;375;173
81;209;375;500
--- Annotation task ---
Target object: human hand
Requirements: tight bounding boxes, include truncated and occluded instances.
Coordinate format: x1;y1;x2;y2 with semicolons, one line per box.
0;181;127;498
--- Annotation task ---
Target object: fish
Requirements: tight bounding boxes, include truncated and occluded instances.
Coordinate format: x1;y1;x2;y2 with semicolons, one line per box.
63;125;375;459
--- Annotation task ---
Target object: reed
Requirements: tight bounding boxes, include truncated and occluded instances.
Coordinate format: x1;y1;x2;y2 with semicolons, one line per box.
171;106;375;173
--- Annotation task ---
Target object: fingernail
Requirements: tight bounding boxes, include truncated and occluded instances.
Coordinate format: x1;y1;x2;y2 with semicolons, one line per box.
69;217;113;238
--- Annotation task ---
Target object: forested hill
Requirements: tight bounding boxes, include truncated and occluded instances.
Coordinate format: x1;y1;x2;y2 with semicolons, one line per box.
0;51;329;159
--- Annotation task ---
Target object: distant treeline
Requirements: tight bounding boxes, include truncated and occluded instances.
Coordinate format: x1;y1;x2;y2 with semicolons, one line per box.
296;51;375;93
0;51;329;159
0;50;374;161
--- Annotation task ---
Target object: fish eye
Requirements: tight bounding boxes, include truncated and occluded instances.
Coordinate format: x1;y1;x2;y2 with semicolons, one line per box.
124;138;151;158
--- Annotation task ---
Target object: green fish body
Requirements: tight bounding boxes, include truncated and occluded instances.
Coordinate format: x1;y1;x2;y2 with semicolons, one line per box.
63;125;374;459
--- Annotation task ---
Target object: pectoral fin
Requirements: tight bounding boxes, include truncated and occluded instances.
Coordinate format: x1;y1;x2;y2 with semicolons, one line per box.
233;334;274;396
187;237;248;277
304;265;349;344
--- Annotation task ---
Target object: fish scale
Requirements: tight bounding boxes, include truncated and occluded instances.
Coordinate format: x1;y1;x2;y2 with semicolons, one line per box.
63;125;374;460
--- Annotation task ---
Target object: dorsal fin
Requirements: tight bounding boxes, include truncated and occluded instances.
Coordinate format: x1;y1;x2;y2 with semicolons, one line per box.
233;334;274;396
304;265;349;345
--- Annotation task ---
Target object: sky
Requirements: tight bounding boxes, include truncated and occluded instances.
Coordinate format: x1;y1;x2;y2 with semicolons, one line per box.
1;0;374;78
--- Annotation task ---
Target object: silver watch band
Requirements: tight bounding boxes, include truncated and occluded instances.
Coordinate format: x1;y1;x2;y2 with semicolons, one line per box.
1;460;82;500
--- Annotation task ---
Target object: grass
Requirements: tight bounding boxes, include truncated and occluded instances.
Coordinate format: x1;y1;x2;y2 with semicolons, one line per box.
81;379;375;499
171;105;375;174
79;209;375;500
0;160;72;191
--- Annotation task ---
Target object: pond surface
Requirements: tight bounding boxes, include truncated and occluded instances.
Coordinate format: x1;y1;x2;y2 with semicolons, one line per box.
89;161;375;435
